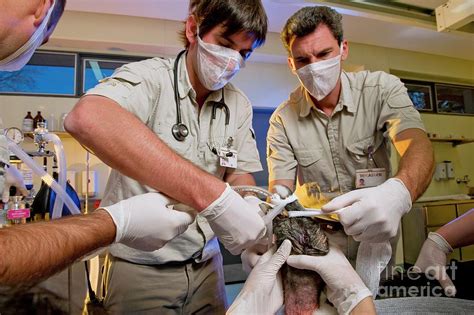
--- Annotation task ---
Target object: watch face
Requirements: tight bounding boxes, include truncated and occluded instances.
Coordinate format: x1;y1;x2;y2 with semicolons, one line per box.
5;127;24;144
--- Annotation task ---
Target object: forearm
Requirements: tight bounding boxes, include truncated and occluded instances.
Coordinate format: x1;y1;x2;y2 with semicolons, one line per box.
269;179;295;193
65;96;225;211
225;173;256;186
393;128;434;201
437;208;474;249
350;297;376;315
224;173;257;197
0;210;115;286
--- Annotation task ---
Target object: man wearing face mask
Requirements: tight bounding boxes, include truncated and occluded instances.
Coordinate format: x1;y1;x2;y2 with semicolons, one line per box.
0;0;66;204
265;6;433;272
65;0;268;313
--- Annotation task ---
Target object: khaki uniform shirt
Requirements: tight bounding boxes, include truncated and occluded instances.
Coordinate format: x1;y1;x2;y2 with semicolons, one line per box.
267;70;425;194
86;55;262;264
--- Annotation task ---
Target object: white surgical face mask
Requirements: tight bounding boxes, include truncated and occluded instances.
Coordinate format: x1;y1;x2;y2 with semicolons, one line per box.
0;0;56;72
295;44;343;101
195;32;245;91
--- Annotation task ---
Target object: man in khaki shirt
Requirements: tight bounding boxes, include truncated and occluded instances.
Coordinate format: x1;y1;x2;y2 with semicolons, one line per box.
267;6;434;266
65;0;269;313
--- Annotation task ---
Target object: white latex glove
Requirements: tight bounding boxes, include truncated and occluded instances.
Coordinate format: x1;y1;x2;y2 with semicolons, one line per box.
240;195;272;272
241;241;269;274
243;195;265;216
101;193;195;251
414;232;456;297
322;178;412;242
200;184;266;255
2;166;28;202
227;239;292;315
287;245;372;315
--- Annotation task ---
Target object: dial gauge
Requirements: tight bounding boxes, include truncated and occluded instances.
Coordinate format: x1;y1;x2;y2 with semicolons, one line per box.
5;127;24;144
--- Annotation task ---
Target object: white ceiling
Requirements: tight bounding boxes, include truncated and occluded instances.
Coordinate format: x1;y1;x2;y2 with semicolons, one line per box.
65;0;474;61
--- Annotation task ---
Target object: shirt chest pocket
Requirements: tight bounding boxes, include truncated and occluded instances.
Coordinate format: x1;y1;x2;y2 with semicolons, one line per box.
203;128;237;179
294;148;326;184
155;121;193;157
346;135;384;169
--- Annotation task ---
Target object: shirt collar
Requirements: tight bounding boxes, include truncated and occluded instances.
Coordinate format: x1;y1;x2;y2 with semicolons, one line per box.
177;52;195;101
339;72;356;114
298;71;356;117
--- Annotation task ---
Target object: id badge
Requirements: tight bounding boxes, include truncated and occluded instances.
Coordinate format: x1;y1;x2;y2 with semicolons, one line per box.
355;168;386;188
219;148;238;169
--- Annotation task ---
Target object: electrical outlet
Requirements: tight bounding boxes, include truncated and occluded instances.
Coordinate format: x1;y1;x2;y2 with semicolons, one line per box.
435;163;447;181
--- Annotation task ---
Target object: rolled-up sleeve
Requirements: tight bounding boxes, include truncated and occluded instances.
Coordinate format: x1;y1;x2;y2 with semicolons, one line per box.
267;110;298;182
85;62;159;124
377;74;426;140
232;100;263;175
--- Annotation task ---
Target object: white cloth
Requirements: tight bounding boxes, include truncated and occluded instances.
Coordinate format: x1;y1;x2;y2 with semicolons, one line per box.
102;193;194;252
356;241;392;297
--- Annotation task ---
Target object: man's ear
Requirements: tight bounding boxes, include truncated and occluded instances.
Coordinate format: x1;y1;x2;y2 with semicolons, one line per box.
185;15;198;45
287;57;297;75
34;0;53;27
341;39;349;61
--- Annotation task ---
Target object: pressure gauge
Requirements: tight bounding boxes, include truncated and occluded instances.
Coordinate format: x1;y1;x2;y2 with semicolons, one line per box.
5;127;24;144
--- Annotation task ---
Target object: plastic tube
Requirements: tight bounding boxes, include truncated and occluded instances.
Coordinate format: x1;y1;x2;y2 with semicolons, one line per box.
44;133;67;219
231;185;273;199
7;140;80;216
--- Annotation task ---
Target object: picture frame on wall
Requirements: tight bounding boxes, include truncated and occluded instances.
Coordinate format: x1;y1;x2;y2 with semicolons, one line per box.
404;82;434;112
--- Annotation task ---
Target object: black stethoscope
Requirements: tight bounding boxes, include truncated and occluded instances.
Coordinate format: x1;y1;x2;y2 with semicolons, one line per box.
172;50;231;147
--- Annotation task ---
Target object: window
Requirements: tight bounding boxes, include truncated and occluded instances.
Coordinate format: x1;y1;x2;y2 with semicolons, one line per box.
0;51;77;96
82;58;133;93
436;84;474;115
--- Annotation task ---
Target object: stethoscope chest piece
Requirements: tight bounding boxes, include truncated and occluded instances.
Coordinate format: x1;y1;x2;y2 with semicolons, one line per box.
172;123;189;142
171;50;230;146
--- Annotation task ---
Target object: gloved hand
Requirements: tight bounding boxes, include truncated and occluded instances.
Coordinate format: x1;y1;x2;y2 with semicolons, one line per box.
200;184;266;255
287;244;372;315
414;232;456;297
322;178;412;242
243;195;265;216
241;242;269;274
2;166;28;202
240;195;272;272
227;240;291;315
101;193;195;251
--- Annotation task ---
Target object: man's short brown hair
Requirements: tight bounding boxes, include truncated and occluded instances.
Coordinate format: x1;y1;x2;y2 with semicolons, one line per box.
180;0;268;49
281;6;343;54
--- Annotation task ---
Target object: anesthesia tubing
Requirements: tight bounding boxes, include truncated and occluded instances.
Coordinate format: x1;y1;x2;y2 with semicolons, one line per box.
7;139;81;217
44;133;67;219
